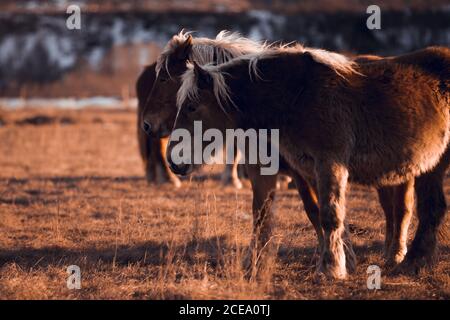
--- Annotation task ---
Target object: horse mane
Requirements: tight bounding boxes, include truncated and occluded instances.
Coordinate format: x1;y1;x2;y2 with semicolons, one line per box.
246;43;360;79
177;43;360;112
156;30;267;76
177;62;234;112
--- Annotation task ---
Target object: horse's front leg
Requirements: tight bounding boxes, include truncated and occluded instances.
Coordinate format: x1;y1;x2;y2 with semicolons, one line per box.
244;164;278;278
291;170;357;273
153;137;181;187
221;145;243;189
315;160;349;280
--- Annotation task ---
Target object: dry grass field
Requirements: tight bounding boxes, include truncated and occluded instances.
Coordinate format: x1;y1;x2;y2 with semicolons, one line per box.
0;107;448;300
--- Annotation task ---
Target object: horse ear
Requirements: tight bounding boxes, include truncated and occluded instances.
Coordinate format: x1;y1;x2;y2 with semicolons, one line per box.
175;34;193;60
193;61;213;90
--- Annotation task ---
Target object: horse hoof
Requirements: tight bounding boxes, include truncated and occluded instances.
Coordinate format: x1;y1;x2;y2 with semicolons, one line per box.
389;261;418;276
313;268;347;283
389;255;432;276
146;172;181;187
312;272;328;284
317;262;348;280
154;165;182;187
385;260;399;272
385;252;406;270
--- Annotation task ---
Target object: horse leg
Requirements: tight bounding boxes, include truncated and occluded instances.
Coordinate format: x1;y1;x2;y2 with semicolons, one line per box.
137;110;155;182
221;145;243;189
397;179;447;274
290;172;324;251
152;137;181;187
394;146;449;274
377;186;395;258
386;179;414;267
315;161;349;279
244;164;278;278
295;170;356;273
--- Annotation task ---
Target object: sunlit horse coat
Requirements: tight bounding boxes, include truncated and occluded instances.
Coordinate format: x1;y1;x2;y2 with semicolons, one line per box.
170;44;449;279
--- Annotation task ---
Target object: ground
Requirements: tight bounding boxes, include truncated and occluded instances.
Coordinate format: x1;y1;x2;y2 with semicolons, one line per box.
0;107;448;299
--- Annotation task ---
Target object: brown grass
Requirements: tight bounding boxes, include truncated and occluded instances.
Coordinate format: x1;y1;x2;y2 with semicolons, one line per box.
0;107;448;300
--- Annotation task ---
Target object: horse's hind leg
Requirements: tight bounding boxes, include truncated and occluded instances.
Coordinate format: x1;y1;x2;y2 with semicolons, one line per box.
396;150;449;274
377;186;395;257
315;161;349;280
390;180;414;265
379;180;414;268
290;172;324;250
377;181;414;267
244;164;278;279
399;174;445;273
394;146;449;274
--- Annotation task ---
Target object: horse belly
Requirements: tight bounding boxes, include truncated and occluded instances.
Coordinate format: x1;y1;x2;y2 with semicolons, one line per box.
349;124;449;187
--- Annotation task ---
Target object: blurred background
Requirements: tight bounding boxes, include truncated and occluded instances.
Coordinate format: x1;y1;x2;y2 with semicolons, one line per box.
0;0;449;107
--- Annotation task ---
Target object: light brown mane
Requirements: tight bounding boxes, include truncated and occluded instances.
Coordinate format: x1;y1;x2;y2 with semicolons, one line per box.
246;43;360;79
177;62;233;112
156;30;267;76
177;44;360;110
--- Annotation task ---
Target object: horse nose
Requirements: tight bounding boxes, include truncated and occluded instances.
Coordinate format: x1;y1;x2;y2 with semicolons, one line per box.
168;159;189;176
142;120;152;136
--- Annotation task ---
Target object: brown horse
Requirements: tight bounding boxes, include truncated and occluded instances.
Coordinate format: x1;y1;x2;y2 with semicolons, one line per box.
141;32;420;276
137;69;244;188
169;45;449;279
139;31;269;189
136;63;181;186
137;65;244;187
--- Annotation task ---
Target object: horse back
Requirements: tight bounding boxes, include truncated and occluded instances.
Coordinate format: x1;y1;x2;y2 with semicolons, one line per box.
390;46;450;84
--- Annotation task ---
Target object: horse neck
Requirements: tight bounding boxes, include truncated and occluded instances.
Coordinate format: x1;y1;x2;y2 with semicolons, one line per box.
223;54;353;130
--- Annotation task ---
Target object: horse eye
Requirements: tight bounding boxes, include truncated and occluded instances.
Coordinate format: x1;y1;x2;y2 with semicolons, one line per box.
187;104;197;113
159;76;168;83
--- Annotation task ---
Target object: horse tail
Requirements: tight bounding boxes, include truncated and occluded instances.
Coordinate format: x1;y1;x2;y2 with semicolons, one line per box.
419;47;450;101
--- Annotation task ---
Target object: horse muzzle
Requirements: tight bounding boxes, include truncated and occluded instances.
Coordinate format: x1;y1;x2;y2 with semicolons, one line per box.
167;160;192;176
